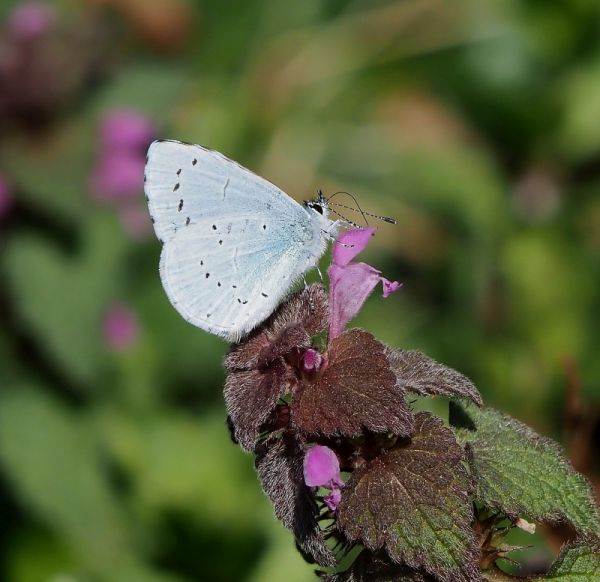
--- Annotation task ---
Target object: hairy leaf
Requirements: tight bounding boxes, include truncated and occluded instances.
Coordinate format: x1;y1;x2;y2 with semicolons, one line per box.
224;359;291;451
255;437;336;567
385;347;482;406
544;538;600;580
225;284;327;371
292;330;414;437
337;413;480;582
451;403;600;535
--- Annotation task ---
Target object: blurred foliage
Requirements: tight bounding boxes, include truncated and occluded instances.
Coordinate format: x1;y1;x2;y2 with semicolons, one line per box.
0;0;599;580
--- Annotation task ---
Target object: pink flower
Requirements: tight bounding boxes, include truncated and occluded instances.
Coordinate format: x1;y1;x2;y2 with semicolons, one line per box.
304;445;344;511
0;174;14;219
301;348;324;373
7;1;56;41
103;303;139;351
328;227;401;340
99;110;156;153
90;152;145;203
304;445;342;487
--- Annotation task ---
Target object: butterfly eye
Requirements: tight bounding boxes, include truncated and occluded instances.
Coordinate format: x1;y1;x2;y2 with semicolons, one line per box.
312;204;323;215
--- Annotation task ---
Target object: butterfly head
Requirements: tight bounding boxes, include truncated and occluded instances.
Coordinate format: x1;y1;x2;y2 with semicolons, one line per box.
305;189;329;218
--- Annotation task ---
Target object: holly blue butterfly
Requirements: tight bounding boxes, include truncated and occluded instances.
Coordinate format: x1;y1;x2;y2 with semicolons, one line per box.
144;139;338;341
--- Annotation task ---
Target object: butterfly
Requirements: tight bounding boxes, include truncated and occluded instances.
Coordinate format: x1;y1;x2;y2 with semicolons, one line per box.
144;139;339;341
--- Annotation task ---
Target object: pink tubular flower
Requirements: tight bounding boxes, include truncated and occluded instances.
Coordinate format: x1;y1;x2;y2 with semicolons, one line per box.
328;227;401;340
90;152;146;203
103;303;139;351
304;445;343;511
99;110;156;153
7;1;56;41
301;348;323;374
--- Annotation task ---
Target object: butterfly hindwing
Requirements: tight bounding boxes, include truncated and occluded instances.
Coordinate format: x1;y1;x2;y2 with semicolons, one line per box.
159;215;312;339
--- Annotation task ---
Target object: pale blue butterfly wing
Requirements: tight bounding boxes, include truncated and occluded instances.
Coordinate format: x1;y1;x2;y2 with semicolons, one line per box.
144;140;331;340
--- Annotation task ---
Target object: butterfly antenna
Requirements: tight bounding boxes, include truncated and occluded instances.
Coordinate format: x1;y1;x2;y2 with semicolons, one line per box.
329;207;361;229
327;191;369;225
327;191;397;225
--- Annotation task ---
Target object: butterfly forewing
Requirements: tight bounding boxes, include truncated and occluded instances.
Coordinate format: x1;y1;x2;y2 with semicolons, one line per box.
159;215;312;339
145;140;306;241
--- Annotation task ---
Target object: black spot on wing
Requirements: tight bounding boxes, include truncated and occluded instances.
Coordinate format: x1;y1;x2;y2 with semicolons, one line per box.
173;183;180;192
186;217;190;226
178;199;183;211
192;158;197;166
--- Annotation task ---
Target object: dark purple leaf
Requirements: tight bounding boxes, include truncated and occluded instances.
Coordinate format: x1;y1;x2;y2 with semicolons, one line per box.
224;359;291;451
337;413;480;582
385;348;482;406
292;330;414;437
255;437;336;567
225;284;328;371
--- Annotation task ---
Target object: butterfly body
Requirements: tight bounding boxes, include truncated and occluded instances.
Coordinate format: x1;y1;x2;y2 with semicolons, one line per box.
144;139;336;341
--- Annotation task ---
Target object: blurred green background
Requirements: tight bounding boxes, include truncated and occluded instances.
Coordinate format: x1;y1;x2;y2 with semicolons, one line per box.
1;0;599;580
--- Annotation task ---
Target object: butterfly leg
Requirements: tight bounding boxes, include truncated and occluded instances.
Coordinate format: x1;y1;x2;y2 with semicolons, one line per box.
316;266;324;281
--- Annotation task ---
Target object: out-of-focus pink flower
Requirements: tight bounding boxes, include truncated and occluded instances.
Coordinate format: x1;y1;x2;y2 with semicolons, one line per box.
99;110;156;153
0;174;14;219
328;228;401;340
90;152;145;203
7;1;56;41
103;303;139;351
119;203;153;241
304;445;343;511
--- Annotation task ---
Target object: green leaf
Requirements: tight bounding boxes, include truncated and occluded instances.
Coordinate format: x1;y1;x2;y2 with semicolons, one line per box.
0;386;132;574
0;117;95;221
544;538;600;581
451;403;600;535
91;63;189;119
337;413;480;582
3;214;126;385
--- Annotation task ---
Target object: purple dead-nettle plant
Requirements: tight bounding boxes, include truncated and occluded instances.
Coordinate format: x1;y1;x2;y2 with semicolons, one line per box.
224;228;600;581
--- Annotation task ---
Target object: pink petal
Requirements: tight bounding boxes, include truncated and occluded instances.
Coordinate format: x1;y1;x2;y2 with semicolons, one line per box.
382;278;402;298
90;152;145;203
331;227;376;266
99;110;156;152
303;445;341;488
8;2;56;41
103;303;139;351
324;487;342;511
328;262;383;340
301;348;323;373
